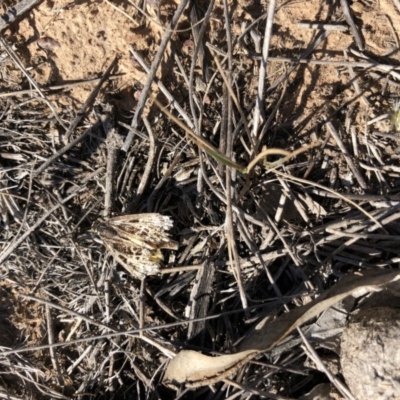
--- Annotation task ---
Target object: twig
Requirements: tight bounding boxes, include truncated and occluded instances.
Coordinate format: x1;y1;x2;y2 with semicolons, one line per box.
351;126;358;157
222;0;249;317
299;329;356;400
153;97;246;172
0;0;43;31
259;203;301;268
147;151;181;212
0;34;67;130
272;169;386;232
139;278;146;337
186;260;214;339
324;119;368;190
104;0;139;27
118;121;149;141
65;56;118;139
343;49;371;108
188;0;214;136
33;122;98;176
368;72;400;89
236;211;292;301
348;48;400;80
278;177;311;225
267;31;331;93
312;207;389;236
0;391;32;400
127;0;202;34
267;57;400;73
319;235;361;267
209;49;254;146
254;76;288;154
189;0;209;81
371;131;400;141
0;74;123;98
359;162;400;174
21;294;122;333
218;76;228;177
131;117;156;209
297;22;348;31
309;189;400;202
252;0;276;138
33;57;118;175
67;345;93;375
104;270;111;323
46;305;64;387
367;114;389;126
0;188;83;265
102;108;121;218
122;0;190;151
340;0;364;51
326;228;400;241
0;305;272;357
129;48;194;130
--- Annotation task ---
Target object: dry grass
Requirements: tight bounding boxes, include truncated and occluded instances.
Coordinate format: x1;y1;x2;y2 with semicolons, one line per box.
0;0;400;399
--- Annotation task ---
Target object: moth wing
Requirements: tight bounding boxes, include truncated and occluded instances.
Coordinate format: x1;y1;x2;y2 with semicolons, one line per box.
122;246;162;277
97;213;177;279
102;239;160;279
106;214;177;249
107;213;173;230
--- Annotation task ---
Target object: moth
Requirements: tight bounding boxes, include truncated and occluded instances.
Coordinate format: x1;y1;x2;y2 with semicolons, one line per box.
94;213;178;279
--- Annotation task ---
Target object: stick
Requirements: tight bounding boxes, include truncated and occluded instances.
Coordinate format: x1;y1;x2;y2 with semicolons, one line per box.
33;57;118;175
65;56;118;139
340;0;364;51
0;0;43;31
122;0;190;151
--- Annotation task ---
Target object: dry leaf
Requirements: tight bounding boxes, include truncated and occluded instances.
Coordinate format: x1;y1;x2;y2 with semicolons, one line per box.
163;350;257;388
163;269;400;388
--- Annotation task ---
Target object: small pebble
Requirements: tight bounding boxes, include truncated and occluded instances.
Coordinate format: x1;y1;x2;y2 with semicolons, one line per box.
37;36;61;51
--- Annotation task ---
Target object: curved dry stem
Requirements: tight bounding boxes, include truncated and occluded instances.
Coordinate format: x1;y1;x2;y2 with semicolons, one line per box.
246;148;290;173
246;141;322;174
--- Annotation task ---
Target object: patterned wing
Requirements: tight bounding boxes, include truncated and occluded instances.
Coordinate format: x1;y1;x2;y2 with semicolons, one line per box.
95;213;177;279
101;235;161;279
107;214;178;250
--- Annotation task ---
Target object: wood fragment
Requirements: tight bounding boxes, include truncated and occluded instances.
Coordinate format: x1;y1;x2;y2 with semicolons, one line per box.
46;304;64;387
340;0;364;51
186;261;215;340
0;0;43;31
102;106;121;217
297;22;348;31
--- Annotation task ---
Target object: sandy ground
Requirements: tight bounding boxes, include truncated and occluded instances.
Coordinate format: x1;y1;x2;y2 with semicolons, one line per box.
3;0;400;128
